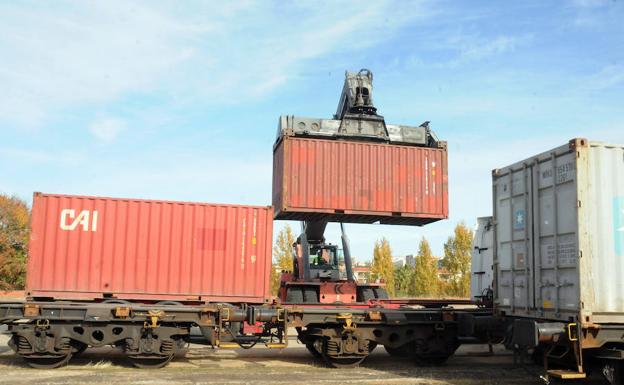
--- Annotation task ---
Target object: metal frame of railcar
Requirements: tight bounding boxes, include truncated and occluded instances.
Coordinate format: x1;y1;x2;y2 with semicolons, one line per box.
0;299;488;369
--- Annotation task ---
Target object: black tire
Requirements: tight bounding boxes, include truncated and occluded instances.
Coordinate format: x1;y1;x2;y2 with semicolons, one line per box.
285;287;304;303
373;288;389;299
302;287;318;303
358;288;375;303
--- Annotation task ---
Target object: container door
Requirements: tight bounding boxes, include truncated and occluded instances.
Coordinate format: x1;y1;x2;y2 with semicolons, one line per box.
470;217;494;301
532;150;580;319
494;164;534;314
581;143;624;322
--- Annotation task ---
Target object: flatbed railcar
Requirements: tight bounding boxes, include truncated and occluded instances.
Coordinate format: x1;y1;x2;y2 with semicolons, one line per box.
0;298;489;369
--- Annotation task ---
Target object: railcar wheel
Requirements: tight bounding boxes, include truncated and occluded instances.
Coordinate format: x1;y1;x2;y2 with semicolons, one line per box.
305;342;323;359
317;336;370;368
127;354;174;369
71;341;88;357
22;352;73;369
602;359;624;385
321;353;367;368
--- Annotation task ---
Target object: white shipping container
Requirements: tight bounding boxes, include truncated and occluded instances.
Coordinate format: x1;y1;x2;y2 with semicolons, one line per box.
493;138;624;324
470;216;494;302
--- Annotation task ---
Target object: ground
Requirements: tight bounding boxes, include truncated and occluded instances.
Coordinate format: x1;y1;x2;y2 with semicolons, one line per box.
0;330;607;385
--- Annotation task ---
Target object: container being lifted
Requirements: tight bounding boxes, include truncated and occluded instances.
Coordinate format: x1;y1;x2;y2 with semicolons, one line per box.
273;69;448;226
273;69;448;306
26;193;273;303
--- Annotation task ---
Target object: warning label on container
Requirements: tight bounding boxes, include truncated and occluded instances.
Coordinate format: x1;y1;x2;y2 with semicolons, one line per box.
614;197;624;257
514;210;526;230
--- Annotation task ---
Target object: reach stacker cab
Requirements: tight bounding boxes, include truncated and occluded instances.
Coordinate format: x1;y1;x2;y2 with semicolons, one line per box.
279;221;388;304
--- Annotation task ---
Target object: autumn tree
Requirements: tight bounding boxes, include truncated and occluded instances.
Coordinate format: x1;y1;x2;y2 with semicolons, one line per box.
371;238;395;297
393;264;413;298
441;223;473;297
411;237;440;297
269;224;296;296
0;195;30;290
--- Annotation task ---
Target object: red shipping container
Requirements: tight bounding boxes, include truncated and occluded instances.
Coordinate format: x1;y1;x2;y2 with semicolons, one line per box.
273;137;448;225
26;193;273;303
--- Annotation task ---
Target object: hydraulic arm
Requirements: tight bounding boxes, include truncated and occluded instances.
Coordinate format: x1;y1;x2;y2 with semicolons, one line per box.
297;221;355;282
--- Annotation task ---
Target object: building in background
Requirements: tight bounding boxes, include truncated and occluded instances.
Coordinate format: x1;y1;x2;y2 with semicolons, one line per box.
405;254;415;268
435;257;452;282
352;262;371;283
392;257;405;269
393;254;416;268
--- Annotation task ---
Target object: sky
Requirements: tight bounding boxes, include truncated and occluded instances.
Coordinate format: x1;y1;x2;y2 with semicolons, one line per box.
1;0;623;261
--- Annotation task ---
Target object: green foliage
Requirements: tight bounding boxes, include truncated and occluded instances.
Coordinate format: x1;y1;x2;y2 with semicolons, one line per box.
441;222;473;297
411;237;441;297
0;195;30;290
371;238;395;297
269;224;295;296
393;264;413;297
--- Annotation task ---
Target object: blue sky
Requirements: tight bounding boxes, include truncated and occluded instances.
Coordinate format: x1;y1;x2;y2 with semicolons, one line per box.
1;0;623;260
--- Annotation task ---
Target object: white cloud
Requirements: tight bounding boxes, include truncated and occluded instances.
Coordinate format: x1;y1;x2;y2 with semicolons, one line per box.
459;35;526;61
89;117;126;142
443;33;533;67
583;64;624;91
567;0;620;28
0;0;436;128
0;2;202;128
402;31;533;69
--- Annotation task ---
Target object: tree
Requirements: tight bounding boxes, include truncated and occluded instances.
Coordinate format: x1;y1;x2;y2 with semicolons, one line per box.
371;238;395;297
393;264;413;298
0;195;30;290
441;223;473;297
411;237;441;297
269;224;295;296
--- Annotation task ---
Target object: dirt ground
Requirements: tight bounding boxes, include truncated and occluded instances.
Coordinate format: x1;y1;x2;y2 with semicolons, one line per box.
0;331;607;385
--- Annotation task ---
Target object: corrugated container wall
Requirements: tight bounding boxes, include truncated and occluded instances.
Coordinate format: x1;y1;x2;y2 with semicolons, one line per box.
26;193;273;303
273;136;448;225
492;139;624;324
